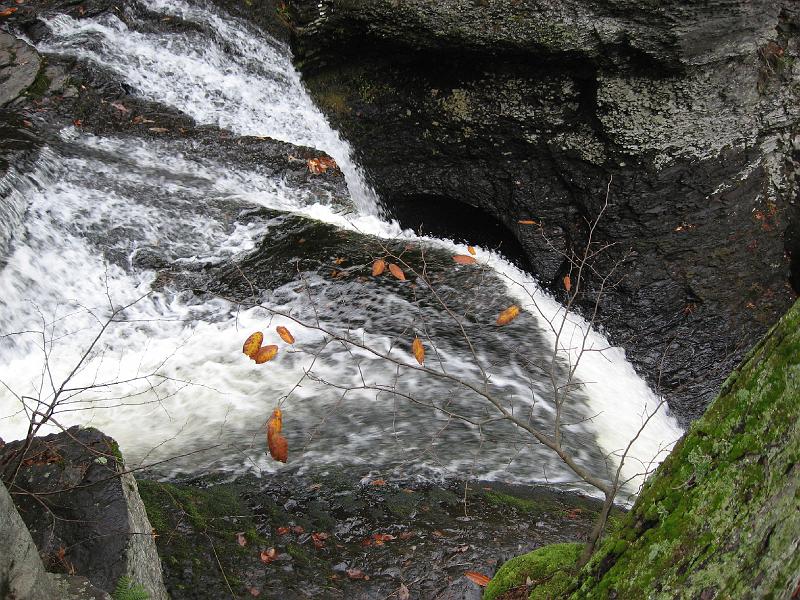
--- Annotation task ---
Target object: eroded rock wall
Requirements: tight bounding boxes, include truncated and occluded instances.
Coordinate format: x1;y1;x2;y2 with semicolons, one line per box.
285;0;800;422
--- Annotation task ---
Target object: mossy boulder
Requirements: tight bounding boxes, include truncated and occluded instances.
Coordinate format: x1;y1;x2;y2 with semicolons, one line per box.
484;542;582;600
569;298;800;598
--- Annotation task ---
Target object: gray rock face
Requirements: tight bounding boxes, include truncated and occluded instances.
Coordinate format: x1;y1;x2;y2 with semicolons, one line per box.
0;427;168;600
0;480;60;599
286;0;800;422
0;32;41;107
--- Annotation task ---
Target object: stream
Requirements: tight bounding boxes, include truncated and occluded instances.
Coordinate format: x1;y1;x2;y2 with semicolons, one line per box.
0;0;682;501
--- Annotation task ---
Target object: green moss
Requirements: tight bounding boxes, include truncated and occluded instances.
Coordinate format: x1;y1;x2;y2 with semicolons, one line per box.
484;490;541;513
26;62;51;98
483;542;582;600
570;299;800;598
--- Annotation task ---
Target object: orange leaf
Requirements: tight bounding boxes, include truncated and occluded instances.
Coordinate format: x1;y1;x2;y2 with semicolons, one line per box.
311;532;328;549
467;246;476;255
0;7;18;16
563;274;572;293
243;332;264;359
372;259;386;276
370;479;386;486
276;326;295;344
411;337;425;366
496;305;521;326
260;548;278;563
465;572;491;587
371;533;396;545
307;156;338;174
388;263;406;281
267;408;288;462
518;219;538;225
276;527;290;535
452;254;477;265
254;344;279;364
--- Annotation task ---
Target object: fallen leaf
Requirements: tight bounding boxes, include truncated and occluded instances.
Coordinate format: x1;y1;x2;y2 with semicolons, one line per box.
465;572;491;587
249;588;261;597
518;219;538;225
267;408;288;462
260;548;278;563
73;119;83;127
276;527;290;535
370;479;386;486
254;345;279;364
307;156;337;174
388;263;406;281
276;326;295;344
334;257;346;265
372;259;386;277
496;305;521;326
148;127;169;133
0;7;18;16
236;532;247;547
432;530;445;538
399;531;415;540
566;508;583;519
371;533;396;545
110;102;130;114
398;583;410;600
452;254;477;265
346;568;366;580
311;532;328;549
563;274;572;293
243;332;264;359
467;246;476;255
291;525;305;534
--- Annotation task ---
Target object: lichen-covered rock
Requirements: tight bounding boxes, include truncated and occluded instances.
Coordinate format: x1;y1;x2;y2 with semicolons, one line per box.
0;427;168;600
285;0;800;423
0;32;41;107
570;297;800;598
0;479;60;599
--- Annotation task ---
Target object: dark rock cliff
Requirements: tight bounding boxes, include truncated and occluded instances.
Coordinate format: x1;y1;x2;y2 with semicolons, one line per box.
284;0;800;422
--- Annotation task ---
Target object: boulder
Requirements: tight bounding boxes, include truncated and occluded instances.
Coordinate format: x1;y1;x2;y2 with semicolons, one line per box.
0;427;168;600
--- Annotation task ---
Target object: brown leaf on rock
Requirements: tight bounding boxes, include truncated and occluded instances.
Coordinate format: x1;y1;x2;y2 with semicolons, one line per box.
369;479;386;486
254;345;279;364
467;246;476;255
0;7;19;16
346;568;367;580
307;156;338;174
465;572;491;587
243;332;264;359
388;263;406;281
563;274;572;293
259;548;278;564
372;259;386;276
267;408;288;462
276;527;290;535
452;254;477;265
276;326;295;344
311;532;328;549
496;305;521;326
411;337;425;365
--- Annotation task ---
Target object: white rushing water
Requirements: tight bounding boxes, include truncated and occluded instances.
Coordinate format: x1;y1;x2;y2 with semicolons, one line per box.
0;0;682;496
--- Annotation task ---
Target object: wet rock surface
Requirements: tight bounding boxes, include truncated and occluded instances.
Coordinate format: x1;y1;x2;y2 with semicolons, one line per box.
138;470;608;599
285;0;800;423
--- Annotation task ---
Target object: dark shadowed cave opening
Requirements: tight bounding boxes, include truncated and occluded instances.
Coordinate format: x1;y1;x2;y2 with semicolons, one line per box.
383;194;532;271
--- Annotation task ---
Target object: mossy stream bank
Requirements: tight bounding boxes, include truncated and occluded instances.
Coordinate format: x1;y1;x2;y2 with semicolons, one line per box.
487;298;800;599
137;471;609;599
